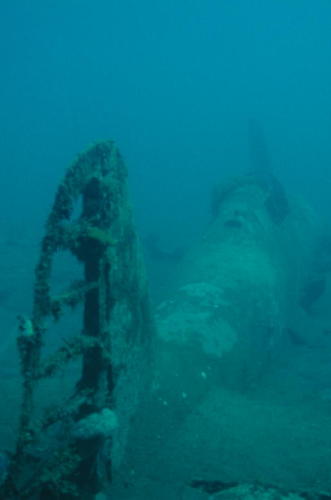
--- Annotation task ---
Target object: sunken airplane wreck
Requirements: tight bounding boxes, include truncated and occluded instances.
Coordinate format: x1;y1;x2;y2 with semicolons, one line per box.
1;131;331;499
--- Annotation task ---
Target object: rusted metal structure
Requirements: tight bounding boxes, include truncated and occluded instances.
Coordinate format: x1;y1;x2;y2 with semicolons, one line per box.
1;141;154;499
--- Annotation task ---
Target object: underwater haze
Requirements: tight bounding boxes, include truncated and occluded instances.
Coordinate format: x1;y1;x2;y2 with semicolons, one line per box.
1;0;331;241
1;1;331;499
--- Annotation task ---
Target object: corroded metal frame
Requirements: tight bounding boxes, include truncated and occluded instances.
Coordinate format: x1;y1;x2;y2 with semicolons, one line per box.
2;141;153;499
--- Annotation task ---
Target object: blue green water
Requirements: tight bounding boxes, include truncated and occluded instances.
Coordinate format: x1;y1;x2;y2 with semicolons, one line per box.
1;2;331;498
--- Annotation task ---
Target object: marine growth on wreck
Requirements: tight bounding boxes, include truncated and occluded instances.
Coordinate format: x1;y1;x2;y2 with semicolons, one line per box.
0;139;331;500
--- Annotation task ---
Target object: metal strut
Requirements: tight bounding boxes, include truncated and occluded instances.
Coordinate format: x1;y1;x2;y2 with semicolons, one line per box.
1;141;154;499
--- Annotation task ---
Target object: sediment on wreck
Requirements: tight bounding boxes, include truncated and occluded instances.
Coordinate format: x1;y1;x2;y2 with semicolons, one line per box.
1;141;154;500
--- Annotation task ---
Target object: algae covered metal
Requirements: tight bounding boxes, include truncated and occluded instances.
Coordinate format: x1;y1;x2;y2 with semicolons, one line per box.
1;141;154;499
